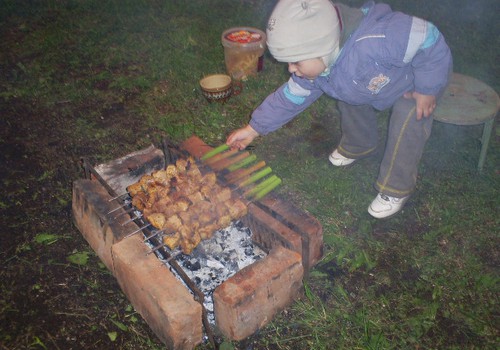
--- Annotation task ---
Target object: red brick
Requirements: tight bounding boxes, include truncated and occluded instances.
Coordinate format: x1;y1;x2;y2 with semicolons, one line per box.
258;196;323;267
112;234;203;349
73;179;203;349
72;179;140;270
179;135;212;159
93;145;165;195
213;246;303;340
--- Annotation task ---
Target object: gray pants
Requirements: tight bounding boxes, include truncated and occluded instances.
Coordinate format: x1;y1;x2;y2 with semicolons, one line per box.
337;97;433;198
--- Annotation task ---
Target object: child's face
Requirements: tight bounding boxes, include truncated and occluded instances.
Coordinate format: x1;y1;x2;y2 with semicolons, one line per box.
288;58;326;79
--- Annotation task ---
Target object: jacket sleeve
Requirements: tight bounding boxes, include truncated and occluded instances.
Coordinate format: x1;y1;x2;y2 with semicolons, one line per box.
405;18;453;96
249;76;324;135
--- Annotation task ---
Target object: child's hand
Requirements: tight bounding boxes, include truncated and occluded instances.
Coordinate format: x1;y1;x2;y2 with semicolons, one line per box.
226;124;259;150
404;91;437;120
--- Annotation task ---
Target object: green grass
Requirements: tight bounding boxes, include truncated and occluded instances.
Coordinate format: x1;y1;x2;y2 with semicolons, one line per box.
0;0;498;349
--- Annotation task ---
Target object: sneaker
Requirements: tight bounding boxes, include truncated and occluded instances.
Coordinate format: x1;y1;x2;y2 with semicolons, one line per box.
329;149;356;166
368;193;409;219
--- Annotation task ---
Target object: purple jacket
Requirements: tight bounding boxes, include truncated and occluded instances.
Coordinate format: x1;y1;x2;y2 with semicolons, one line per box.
250;1;453;135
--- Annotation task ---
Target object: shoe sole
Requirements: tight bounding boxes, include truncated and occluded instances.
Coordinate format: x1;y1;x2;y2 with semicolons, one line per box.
367;198;409;219
368;207;403;219
328;154;356;167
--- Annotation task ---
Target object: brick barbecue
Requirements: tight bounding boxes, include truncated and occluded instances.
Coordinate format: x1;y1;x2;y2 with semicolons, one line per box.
72;135;323;349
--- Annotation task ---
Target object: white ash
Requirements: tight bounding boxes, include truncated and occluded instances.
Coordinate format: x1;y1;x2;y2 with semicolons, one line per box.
149;220;267;325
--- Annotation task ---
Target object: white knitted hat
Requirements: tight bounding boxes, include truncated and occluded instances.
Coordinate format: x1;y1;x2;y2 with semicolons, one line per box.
266;0;341;67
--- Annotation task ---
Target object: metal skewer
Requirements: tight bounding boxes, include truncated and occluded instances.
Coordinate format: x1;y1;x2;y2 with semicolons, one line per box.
121;213;142;226
122;223;151;239
107;202;130;215
164;251;183;263
143;229;167;242
108;192;128;202
113;207;136;220
146;242;168;255
146;243;183;262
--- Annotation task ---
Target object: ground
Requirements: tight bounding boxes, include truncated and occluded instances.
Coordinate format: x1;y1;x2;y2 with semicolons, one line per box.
0;97;169;349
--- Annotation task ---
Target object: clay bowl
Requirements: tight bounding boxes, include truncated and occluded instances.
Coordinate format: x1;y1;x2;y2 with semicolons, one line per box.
199;74;235;103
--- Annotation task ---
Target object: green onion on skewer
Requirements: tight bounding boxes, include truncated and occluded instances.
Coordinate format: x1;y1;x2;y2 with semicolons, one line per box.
236;167;273;188
252;177;282;200
227;154;257;172
200;144;229;160
244;175;280;198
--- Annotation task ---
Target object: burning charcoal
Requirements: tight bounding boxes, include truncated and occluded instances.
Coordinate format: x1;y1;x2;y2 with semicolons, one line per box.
175;253;187;263
190;247;207;260
226;260;238;272
201;280;212;288
229;249;238;258
235;220;244;229
206;242;223;255
213;254;221;261
153;221;267;326
207;259;224;269
240;239;251;248
184;259;201;271
205;303;214;313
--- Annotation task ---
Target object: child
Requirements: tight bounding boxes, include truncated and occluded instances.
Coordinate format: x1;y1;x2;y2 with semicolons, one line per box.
226;0;452;219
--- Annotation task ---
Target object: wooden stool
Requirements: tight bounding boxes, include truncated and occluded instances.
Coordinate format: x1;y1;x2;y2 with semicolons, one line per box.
434;73;499;172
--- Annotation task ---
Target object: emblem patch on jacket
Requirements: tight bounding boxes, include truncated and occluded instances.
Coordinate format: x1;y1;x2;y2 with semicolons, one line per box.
367;73;390;94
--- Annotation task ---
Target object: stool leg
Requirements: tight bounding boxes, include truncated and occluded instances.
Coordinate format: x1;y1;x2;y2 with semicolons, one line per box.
478;118;494;172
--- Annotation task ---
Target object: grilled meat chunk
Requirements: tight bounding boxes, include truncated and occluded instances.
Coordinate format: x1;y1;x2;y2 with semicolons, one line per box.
127;182;144;197
163;232;181;250
166;164;178;176
201;172;217;187
127;157;248;255
225;199;248;218
146;213;166;230
131;192;148;211
164;214;183;232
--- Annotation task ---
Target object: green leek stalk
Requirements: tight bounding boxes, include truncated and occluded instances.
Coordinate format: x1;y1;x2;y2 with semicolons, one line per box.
252;177;282;200
227;154;257;172
200;144;229;160
244;175;280;198
236;167;272;188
